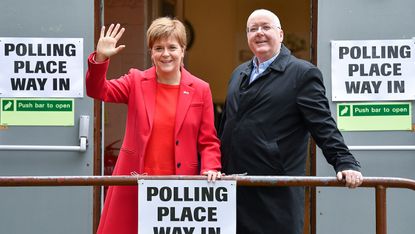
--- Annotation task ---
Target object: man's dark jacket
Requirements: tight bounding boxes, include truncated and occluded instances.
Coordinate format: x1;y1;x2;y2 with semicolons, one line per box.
218;45;361;234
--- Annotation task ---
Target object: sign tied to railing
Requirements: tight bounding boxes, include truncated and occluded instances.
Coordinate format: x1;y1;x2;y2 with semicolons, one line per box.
138;180;236;234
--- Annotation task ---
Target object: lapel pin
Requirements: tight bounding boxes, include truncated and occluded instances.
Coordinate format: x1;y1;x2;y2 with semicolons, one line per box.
183;91;189;95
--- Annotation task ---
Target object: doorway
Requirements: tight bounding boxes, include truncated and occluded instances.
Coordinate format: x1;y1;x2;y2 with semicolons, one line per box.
94;0;315;233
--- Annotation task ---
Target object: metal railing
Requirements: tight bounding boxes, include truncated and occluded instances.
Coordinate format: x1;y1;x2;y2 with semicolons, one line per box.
1;175;414;234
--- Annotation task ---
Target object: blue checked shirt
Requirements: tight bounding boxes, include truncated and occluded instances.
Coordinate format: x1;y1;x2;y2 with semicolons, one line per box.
249;53;279;84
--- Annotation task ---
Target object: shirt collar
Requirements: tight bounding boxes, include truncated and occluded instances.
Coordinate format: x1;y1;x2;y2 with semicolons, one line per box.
252;51;280;71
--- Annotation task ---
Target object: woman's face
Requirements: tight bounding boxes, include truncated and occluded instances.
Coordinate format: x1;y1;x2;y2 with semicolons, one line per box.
151;36;184;78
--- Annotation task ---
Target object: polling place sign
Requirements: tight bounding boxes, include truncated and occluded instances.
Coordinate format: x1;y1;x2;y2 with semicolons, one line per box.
139;180;236;234
331;39;415;101
0;37;83;98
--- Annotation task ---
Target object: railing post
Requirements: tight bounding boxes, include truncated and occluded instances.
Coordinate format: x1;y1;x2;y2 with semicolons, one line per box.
376;185;387;234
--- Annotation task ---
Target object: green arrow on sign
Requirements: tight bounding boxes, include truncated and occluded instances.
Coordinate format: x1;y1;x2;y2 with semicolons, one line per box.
338;105;351;116
2;100;14;111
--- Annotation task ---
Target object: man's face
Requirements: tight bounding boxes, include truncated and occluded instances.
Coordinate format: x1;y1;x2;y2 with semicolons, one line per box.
246;13;283;63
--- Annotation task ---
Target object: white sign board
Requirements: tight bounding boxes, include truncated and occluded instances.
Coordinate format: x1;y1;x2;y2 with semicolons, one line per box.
0;37;83;97
331;39;415;101
139;180;236;234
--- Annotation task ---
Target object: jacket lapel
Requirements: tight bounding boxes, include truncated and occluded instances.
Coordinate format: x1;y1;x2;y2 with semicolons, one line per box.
228;62;251;111
175;68;194;137
141;67;157;130
237;45;291;110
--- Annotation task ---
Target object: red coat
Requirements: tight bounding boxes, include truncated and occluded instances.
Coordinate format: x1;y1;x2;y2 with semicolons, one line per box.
86;53;221;234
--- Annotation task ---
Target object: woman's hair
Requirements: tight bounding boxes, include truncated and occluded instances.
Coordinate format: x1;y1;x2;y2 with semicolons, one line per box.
146;17;187;49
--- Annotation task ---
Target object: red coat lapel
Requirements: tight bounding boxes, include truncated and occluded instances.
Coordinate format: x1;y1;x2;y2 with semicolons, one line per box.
141;67;157;130
175;68;195;137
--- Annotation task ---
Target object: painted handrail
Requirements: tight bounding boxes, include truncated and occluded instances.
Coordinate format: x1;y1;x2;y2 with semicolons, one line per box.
1;175;414;234
0;175;413;189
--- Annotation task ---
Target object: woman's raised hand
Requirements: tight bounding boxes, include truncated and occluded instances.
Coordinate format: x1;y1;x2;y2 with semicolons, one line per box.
95;23;126;62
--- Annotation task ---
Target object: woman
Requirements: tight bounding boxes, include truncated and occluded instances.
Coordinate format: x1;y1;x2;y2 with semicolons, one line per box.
86;17;222;234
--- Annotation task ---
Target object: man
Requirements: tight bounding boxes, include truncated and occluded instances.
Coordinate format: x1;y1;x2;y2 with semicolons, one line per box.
219;9;363;234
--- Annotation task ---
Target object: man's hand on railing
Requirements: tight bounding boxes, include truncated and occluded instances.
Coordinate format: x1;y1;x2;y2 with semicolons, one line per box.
337;170;363;188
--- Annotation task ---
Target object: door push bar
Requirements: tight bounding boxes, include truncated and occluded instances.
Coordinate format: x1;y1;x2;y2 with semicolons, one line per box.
0;115;89;152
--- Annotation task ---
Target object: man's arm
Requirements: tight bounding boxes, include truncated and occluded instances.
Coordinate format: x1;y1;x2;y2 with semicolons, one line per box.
296;66;363;188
